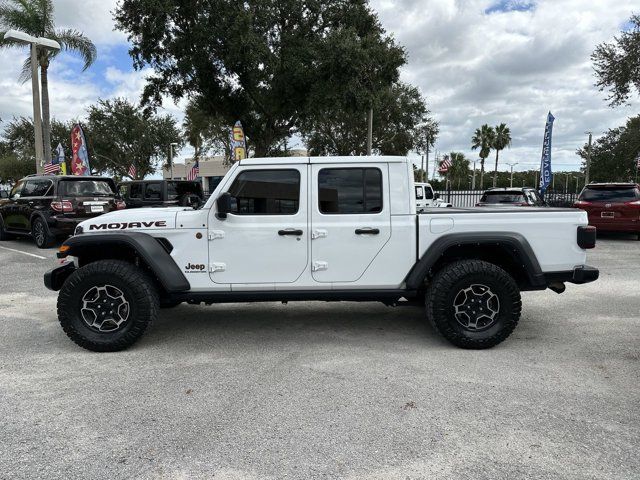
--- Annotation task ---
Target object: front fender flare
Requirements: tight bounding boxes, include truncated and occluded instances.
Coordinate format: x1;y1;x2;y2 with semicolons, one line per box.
59;232;190;293
405;232;546;290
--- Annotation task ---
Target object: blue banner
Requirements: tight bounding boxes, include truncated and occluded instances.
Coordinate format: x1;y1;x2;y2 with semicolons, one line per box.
539;112;554;195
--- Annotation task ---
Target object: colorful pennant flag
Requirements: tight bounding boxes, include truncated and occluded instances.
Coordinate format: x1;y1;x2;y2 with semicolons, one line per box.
71;124;91;176
230;121;246;162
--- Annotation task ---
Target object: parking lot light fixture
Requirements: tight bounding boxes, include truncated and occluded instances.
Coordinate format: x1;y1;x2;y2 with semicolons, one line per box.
3;30;60;174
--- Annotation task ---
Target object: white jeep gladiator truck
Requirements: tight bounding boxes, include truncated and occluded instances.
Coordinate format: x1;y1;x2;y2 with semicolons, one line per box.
414;182;452;211
45;156;598;352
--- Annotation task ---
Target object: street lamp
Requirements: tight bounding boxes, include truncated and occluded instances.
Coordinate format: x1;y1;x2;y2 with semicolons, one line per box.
168;142;179;179
506;162;518;188
3;30;60;173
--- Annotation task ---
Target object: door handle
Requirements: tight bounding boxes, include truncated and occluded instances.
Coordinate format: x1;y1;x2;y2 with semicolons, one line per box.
355;228;380;235
278;229;303;236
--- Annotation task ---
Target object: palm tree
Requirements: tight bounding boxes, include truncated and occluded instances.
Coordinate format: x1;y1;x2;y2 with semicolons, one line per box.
447;151;471;189
415;118;440;182
492;123;512;187
471;124;495;189
0;0;97;165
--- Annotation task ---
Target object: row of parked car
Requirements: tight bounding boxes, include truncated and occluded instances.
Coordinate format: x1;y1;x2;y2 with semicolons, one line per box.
416;182;640;240
1;173;639;249
0;174;204;248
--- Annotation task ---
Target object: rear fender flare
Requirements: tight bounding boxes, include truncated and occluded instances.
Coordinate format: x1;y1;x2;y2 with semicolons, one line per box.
60;231;190;293
405;232;546;290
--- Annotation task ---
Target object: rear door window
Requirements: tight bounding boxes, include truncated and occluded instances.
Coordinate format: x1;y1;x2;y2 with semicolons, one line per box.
129;183;143;199
21;179;53;197
318;168;382;214
415;186;424;200
144;183;162;201
580;187;639;202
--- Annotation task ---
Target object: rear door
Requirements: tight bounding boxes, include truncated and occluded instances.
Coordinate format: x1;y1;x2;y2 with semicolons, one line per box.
310;164;391;283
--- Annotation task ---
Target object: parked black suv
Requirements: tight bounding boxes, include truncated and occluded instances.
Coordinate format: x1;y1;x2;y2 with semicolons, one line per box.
476;187;546;207
0;175;123;248
117;180;204;209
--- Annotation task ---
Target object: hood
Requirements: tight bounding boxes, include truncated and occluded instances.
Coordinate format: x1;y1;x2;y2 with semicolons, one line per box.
77;207;184;234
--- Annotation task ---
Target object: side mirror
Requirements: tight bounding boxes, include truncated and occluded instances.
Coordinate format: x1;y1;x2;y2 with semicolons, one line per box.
433;193;440;200
216;192;232;219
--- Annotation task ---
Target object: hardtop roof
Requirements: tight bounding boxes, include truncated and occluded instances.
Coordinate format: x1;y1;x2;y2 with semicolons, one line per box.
239;155;408;166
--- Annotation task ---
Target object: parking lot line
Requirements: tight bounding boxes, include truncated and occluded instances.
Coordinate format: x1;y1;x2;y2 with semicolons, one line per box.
0;245;48;260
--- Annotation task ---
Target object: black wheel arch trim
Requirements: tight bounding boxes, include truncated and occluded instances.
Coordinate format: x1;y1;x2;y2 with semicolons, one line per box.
57;232;190;293
405;232;546;290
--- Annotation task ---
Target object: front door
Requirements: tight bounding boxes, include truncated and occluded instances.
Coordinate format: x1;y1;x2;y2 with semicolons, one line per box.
311;164;391;283
208;165;308;285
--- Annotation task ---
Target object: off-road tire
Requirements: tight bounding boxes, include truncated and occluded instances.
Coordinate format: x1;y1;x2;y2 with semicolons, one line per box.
426;260;521;349
31;217;55;248
57;260;158;352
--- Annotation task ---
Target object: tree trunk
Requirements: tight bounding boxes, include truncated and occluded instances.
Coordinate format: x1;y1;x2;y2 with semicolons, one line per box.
493;149;500;187
40;61;53;164
480;158;485;190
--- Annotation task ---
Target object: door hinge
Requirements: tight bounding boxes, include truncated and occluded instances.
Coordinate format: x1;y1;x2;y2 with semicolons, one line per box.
209;262;226;272
312;261;328;272
311;229;328;240
208;230;225;240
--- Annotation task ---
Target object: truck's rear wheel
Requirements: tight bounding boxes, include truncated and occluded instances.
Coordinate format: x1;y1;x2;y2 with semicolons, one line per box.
426;260;521;349
57;260;158;352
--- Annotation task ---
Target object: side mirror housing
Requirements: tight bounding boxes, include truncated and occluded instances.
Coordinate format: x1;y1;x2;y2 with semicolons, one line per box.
216;192;232;219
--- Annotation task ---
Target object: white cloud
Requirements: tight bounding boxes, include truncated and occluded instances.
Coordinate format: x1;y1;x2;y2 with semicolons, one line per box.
373;0;637;172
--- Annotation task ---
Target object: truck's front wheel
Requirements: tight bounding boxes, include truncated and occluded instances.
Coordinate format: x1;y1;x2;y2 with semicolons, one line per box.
426;260;521;349
57;260;158;352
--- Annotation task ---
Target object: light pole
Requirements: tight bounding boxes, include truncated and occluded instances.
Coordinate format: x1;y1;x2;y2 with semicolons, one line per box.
168;142;178;179
585;132;592;185
472;159;478;190
3;30;60;174
506;162;518;188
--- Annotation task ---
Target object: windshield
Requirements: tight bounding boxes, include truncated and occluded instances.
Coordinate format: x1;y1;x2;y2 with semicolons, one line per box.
579;187;639;202
480;192;526;204
61;180;114;197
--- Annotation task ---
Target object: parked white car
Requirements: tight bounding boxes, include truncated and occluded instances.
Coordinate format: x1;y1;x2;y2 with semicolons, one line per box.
46;156;598;352
415;182;452;211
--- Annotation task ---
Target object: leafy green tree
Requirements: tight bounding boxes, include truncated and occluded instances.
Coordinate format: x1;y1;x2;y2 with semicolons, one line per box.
446;151;471;188
592;14;640;107
0;116;73;170
577;115;640;182
114;0;405;156
415;117;440;182
0;153;34;184
301;83;431;156
491;123;512;187
471;124;495;189
0;0;97;164
183;98;235;163
86;99;182;179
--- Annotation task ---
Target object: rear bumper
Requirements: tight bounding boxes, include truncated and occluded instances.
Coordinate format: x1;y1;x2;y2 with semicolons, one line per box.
48;216;84;236
544;265;599;286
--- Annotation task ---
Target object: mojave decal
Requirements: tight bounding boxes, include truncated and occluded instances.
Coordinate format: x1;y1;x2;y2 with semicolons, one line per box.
89;221;167;231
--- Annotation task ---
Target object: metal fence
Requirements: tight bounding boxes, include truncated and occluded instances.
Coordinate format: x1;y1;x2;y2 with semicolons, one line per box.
433;188;579;208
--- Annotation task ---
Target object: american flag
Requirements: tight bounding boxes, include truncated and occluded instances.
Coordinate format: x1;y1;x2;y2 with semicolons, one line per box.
438;156;452;174
187;160;199;181
128;164;136;178
44;160;60;175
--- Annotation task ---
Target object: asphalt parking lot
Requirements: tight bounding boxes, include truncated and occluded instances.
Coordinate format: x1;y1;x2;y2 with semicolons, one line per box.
0;235;638;479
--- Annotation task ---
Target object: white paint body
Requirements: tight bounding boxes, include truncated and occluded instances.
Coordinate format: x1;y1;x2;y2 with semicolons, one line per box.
76;156;590;292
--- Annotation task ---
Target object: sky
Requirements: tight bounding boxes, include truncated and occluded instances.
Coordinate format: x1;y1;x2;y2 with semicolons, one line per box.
0;0;637;174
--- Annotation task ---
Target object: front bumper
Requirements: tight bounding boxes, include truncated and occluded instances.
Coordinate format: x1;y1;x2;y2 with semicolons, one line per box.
544;265;600;286
44;260;76;291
